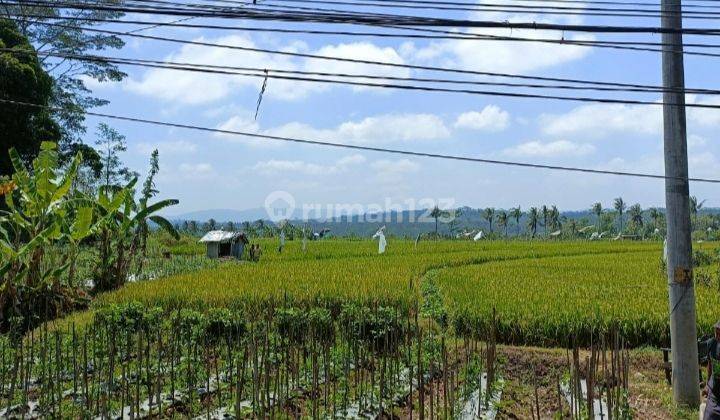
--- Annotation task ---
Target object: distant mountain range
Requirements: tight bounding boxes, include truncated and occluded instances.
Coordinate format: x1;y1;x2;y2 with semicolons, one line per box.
169;208;274;223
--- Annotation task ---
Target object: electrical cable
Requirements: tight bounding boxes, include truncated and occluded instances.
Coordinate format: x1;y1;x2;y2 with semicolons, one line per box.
11;48;720;97
13;0;720;35
3;97;719;184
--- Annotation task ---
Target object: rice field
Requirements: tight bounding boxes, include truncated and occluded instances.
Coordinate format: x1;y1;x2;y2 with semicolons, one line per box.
434;250;720;347
79;238;719;348
3;238;716;418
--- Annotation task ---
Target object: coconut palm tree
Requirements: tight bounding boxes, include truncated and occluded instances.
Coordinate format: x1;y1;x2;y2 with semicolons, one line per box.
591;202;603;231
628;204;643;231
206;218;217;232
448;207;464;236
483;207;495;233
430;206;444;236
568;219;578;238
690;196;705;217
548;205;560;231
510;206;522;236
613;197;626;233
255;219;265;237
496;211;509;237
649;208;662;231
690;196;705;230
541;205;549;235
527;207;539;238
242;221;255;237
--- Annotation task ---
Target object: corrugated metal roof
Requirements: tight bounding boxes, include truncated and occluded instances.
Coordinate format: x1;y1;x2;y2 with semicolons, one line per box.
199;230;247;243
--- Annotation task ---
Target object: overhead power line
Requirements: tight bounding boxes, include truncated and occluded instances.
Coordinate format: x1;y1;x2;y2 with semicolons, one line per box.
130;0;720;22
237;0;720;19
283;0;720;8
17;20;720;94
12;48;720;98
3;97;720;184
13;0;720;35
69;0;720;21
18;13;720;60
131;0;720;22
126;15;197;34
14;21;720;109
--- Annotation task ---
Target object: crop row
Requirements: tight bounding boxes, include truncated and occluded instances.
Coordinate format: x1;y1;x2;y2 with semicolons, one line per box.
90;241;661;314
434;249;720;347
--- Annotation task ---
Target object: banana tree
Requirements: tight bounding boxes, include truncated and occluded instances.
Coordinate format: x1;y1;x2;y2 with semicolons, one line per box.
92;179;178;292
0;142;94;332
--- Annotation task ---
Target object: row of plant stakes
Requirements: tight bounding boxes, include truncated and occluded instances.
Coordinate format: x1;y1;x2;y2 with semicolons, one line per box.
0;300;632;419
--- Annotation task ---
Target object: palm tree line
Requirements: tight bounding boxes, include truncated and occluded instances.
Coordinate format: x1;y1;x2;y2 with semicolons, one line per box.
169;196;716;240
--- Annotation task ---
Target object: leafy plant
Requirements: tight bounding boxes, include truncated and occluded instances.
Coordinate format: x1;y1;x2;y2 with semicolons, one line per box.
92;177;179;293
0;142;94;332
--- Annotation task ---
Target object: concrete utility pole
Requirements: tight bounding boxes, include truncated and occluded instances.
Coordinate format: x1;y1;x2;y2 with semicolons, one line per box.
661;0;700;407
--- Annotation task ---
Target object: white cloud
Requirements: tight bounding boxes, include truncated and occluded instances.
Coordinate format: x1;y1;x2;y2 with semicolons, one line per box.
539;103;662;139
455;105;510;132
688;134;707;149
126;35;275;104
125;36;409;104
689;97;720;127
252;154;366;176
336;154;367;166
596;149;720;180
137;140;197;155
689;152;720;177
305;42;410;92
402;1;594;74
178;163;216;179
370;159;420;181
538;95;720;140
218;113;451;145
253;160;329;176
331;114;450;143
217;115;260;134
502;140;595;158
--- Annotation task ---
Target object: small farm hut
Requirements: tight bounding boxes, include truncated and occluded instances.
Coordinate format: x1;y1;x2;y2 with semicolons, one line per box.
199;230;249;259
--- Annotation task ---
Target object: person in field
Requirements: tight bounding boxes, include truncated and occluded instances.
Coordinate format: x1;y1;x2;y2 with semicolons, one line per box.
704;321;720;419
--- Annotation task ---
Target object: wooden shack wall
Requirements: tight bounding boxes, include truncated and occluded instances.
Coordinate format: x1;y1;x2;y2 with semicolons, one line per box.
232;242;244;259
206;242;219;259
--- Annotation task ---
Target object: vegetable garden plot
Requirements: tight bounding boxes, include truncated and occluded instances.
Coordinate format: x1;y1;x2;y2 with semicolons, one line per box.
0;303;507;419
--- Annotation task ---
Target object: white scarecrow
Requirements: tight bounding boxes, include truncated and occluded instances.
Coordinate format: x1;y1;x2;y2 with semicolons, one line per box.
302;224;308;252
373;226;387;254
278;221;286;253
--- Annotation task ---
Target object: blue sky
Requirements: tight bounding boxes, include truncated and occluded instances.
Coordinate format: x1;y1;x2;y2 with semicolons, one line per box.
78;1;720;215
